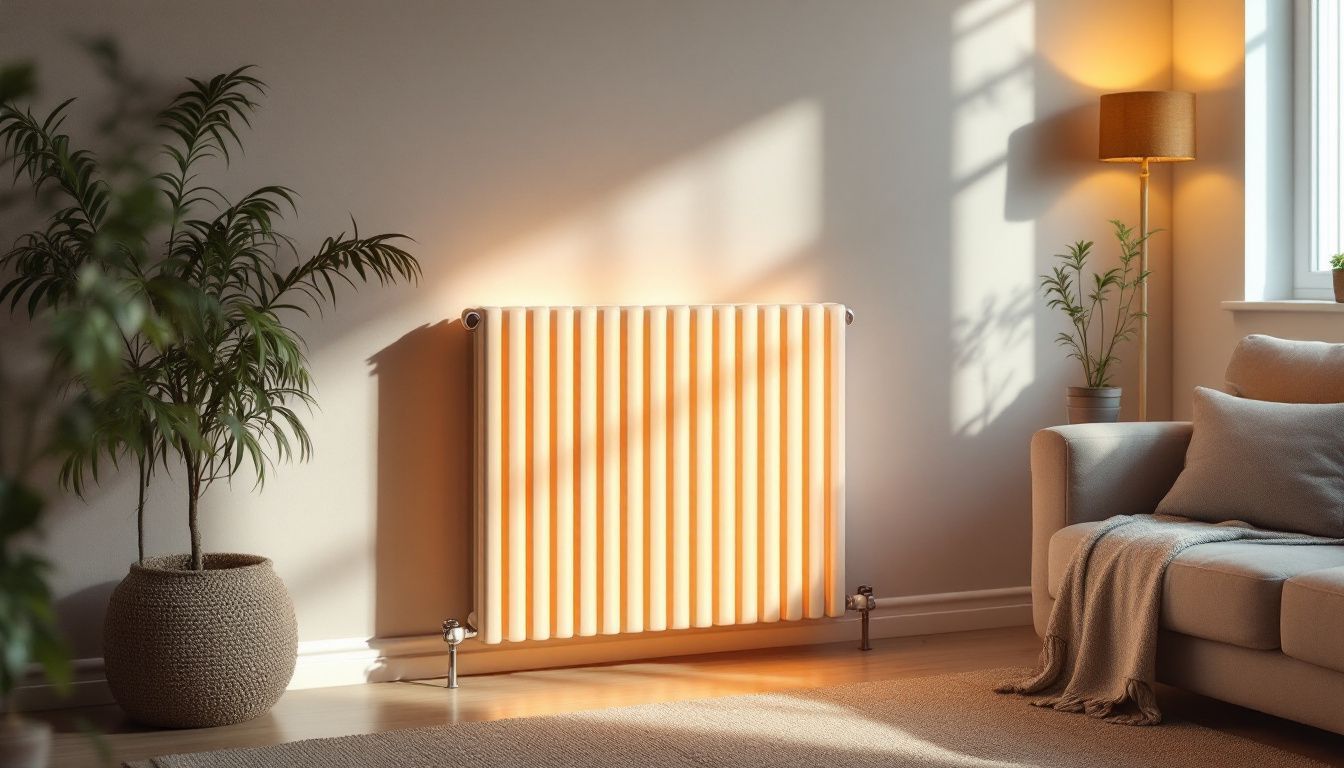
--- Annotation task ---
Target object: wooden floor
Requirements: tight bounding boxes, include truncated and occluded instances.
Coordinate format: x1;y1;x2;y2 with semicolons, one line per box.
34;625;1344;767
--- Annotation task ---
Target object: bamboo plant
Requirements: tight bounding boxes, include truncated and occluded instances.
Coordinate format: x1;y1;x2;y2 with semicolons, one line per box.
0;66;420;571
1040;219;1150;389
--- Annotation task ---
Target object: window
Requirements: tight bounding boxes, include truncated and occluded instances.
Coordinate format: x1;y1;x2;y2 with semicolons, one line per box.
1295;0;1344;298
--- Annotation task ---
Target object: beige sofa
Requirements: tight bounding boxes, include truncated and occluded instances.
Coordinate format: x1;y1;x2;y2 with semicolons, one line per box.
1031;335;1344;735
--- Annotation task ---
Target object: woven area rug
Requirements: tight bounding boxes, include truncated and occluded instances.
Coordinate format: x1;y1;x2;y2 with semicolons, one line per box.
128;668;1327;767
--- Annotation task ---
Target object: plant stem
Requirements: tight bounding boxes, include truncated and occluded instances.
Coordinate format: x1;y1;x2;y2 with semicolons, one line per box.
136;453;147;564
1073;256;1093;386
1095;292;1106;387
1101;234;1140;386
1102;277;1128;385
186;459;202;570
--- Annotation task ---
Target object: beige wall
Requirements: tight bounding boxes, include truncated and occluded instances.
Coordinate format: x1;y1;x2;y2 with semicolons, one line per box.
1172;0;1246;413
1172;0;1344;417
1;0;1172;660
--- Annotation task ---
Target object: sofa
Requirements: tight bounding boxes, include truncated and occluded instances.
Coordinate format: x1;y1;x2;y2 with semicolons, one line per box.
1030;334;1344;735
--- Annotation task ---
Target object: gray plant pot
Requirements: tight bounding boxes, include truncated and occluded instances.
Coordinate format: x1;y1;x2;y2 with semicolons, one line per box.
1066;386;1122;424
103;553;297;728
0;720;51;768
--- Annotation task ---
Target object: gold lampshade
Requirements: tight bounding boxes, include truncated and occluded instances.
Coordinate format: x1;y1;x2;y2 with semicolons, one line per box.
1098;91;1195;163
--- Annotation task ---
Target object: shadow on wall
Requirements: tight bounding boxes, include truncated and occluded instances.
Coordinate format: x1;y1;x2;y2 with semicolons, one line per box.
1003;101;1095;223
368;320;475;638
950;292;1036;439
54;580;119;653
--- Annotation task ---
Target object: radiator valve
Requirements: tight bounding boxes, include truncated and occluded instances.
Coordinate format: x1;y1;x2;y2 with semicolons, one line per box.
441;618;479;689
846;585;877;651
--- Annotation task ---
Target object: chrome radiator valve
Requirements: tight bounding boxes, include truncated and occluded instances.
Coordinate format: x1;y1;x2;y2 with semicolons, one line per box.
845;585;877;651
441;618;478;689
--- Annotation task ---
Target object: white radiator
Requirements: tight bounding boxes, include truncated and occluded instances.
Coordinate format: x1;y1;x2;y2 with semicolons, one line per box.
468;304;848;644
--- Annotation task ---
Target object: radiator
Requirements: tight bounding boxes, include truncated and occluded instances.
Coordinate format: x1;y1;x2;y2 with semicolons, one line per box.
466;304;848;644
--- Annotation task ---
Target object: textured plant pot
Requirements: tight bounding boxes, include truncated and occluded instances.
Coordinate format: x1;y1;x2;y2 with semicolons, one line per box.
1334;269;1344;302
103;553;297;729
1066;386;1122;424
0;719;51;768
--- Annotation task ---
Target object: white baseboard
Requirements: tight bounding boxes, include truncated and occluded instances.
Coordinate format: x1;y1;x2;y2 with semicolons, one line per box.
12;586;1031;712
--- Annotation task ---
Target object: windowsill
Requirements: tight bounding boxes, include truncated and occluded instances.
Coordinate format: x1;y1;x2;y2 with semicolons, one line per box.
1222;300;1344;313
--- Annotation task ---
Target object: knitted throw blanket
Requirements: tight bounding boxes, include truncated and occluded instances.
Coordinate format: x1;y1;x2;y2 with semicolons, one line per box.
998;514;1331;725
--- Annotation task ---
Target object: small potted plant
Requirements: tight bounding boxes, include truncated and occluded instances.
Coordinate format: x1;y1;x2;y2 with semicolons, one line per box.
0;66;419;728
1331;253;1344;303
1041;220;1149;424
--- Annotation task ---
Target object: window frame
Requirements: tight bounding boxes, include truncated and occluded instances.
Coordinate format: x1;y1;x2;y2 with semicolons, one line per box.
1294;0;1341;299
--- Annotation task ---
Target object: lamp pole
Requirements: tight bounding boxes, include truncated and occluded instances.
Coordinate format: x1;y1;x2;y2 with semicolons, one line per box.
1098;90;1194;422
1138;157;1149;422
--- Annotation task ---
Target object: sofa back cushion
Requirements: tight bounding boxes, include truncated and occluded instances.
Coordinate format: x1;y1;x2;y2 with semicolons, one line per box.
1156;387;1344;537
1225;334;1344;403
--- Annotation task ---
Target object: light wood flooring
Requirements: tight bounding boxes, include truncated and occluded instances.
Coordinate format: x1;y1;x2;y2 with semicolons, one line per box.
33;625;1344;767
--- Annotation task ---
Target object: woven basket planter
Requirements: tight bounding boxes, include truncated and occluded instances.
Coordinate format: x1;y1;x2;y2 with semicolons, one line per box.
103;553;297;728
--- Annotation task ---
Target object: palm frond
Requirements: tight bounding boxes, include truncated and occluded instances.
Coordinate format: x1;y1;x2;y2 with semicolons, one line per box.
156;66;264;225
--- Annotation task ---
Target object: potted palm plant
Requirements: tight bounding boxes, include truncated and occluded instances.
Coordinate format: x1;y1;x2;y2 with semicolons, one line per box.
1331;253;1344;303
0;67;419;728
1041;220;1148;424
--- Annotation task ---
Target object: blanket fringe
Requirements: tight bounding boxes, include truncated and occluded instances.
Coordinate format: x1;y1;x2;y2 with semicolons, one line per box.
996;633;1162;727
1106;679;1163;726
1028;678;1162;726
995;634;1066;695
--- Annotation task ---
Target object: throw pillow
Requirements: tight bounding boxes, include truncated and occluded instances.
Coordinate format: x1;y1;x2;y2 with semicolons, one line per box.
1155;386;1344;537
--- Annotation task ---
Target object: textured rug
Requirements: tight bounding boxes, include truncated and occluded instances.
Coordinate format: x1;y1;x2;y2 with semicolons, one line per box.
127;668;1327;767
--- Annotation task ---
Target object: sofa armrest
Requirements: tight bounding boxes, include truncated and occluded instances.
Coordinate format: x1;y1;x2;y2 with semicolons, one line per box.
1030;421;1192;634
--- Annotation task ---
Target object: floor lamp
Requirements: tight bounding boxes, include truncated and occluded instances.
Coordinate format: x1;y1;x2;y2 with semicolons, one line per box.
1098;91;1195;421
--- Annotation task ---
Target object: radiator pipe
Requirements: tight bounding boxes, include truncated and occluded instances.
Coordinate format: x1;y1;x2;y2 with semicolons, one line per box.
846;585;876;651
460;306;854;329
441;618;478;689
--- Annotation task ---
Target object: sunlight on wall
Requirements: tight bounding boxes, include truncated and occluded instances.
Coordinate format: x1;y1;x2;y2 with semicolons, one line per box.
1037;1;1170;89
448;101;821;306
949;0;1036;436
1176;169;1244;219
207;329;383;633
1174;0;1246;82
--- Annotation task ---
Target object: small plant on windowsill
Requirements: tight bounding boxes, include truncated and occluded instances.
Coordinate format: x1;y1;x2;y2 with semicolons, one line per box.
1040;219;1150;424
1330;253;1344;303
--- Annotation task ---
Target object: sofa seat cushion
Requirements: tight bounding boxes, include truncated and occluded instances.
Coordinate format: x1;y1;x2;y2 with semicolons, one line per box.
1049;521;1344;650
1282;566;1344;673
